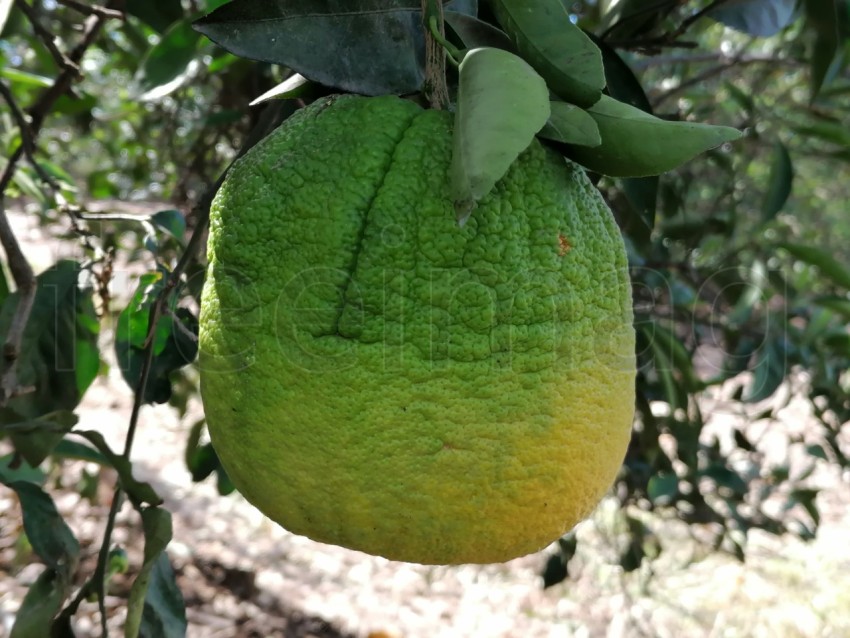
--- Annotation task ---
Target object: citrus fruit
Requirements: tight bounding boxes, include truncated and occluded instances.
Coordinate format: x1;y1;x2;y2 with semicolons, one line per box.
199;94;635;565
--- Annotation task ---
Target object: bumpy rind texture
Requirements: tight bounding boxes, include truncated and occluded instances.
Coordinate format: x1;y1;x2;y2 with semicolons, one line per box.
199;95;635;565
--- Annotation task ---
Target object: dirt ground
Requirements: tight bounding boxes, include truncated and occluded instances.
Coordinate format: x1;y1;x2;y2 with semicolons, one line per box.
1;211;849;637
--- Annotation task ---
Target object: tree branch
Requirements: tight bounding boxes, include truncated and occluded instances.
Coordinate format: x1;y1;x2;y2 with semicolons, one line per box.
15;0;80;75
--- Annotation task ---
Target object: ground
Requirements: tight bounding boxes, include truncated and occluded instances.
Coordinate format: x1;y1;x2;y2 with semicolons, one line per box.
1;209;849;637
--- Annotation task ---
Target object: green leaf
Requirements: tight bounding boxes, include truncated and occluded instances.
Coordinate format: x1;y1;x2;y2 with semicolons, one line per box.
0;260;100;432
444;10;514;50
126;0;184;33
450;47;550;225
745;338;787;402
762;141;793;220
804;0;846;99
813;295;850;318
621;176;658;232
777;242;850;290
126;508;182;638
0;67;53;88
114;272;199;404
488;0;605;107
138;554;187;638
0;453;45;484
586;31;651;111
194;0;476;96
52;439;110;466
138;19;201;100
6;410;79;467
647;472;678;504
537;102;601;147
151;210;186;241
0;478;79;571
565;95;742;177
708;0;798;36
73;430;163;508
9;569;68;638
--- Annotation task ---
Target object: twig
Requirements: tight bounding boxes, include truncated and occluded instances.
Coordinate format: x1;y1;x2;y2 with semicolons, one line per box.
0;8;112;405
607;0;731;52
15;0;80;75
56;0;123;19
421;0;449;109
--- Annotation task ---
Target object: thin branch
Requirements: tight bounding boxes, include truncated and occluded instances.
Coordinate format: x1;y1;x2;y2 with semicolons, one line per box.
56;0;123;19
421;0;449;109
607;0;732;52
15;0;80;75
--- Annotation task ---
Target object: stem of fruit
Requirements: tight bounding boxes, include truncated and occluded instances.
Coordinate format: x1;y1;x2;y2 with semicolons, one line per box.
421;0;450;109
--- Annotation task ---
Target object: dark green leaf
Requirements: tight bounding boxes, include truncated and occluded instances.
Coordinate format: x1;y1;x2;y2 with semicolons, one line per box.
0;453;45;484
778;242;850;290
587;31;651;111
9;569;68;638
804;0;845;99
114;272;199;404
0;478;79;570
789;488;820;526
445;10;514;50
195;0;476;95
806;444;827;460
745;338;787;402
762;141;793;220
708;0;798;36
537;102;600;147
138;20;201;99
73;430;163;508
541;552;568;588
6;410;78;467
126;0;184;33
127;508;180;638
621;176;658;231
151;210;186;241
701;465;748;496
647;472;678;504
139;554;187;638
0;261;100;428
565;95;742;177
450;47;550;225
599;0;679;41
488;0;605;107
51;439;110;466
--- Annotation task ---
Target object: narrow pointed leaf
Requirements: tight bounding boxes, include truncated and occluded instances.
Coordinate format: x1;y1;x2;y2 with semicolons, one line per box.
489;0;605;107
777;242;850;290
538;102;600;147
762;141;793;220
565;95;742;177
450;47;550;224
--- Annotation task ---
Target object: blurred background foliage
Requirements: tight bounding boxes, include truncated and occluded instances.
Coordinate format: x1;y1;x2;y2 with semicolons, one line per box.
0;0;849;631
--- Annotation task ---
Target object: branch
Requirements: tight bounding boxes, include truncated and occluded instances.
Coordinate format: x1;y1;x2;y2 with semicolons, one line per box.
606;0;732;52
0;6;114;405
421;0;449;109
56;0;123;19
15;0;80;75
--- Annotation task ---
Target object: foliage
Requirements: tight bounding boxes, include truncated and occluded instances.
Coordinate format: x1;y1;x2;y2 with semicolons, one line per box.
0;0;848;633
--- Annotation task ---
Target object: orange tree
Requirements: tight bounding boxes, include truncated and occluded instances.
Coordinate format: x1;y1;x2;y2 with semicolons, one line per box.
0;0;848;634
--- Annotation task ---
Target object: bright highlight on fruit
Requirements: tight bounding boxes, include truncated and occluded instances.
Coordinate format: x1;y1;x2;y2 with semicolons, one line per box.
198;95;636;565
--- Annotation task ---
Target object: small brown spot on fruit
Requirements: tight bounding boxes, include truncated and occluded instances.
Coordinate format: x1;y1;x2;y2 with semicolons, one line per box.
558;234;572;256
